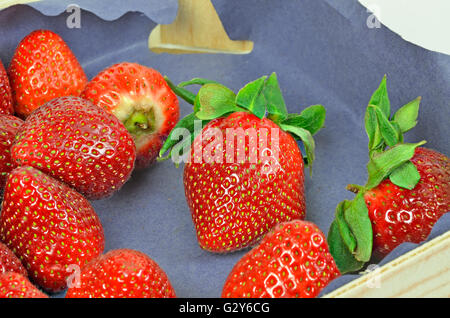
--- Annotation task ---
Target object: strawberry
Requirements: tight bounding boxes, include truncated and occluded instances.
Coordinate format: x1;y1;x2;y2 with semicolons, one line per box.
222;220;340;298
0;166;105;292
0;272;48;298
328;76;450;274
81;62;179;168
160;74;326;252
185;112;305;252
0;59;14;115
0;114;24;191
11;96;136;200
8;29;87;117
364;147;449;257
0;242;26;276
65;249;176;298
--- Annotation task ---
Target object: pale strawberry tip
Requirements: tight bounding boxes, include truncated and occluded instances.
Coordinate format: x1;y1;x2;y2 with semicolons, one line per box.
81;63;180;169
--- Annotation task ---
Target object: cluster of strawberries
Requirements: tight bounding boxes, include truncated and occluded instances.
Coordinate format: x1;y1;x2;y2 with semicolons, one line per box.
0;30;179;298
0;29;448;299
163;73;449;297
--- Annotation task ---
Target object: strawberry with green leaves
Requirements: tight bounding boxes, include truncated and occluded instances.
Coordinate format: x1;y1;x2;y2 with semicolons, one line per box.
161;74;326;252
0;114;24;191
0;272;48;298
8;29;87;118
328;76;450;273
65;249;176;298
0;166;105;292
0;59;14;115
222;220;340;298
11;96;136;200
81;62;179;169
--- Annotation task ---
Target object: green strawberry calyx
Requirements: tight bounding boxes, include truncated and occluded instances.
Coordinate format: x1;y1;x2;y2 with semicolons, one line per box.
123;110;155;135
159;73;326;173
328;75;426;274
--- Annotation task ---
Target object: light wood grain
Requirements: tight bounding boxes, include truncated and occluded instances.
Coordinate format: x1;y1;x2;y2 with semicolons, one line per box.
323;231;450;298
0;0;39;10
148;0;253;54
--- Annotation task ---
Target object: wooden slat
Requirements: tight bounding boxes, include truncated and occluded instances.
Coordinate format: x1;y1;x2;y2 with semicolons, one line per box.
323;231;450;298
148;0;253;54
0;0;39;10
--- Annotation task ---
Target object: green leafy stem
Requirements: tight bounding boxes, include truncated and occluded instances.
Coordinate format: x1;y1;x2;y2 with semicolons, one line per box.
161;73;326;172
328;75;426;274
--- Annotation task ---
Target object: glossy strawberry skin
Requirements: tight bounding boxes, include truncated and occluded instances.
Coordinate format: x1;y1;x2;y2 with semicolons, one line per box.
11;96;136;200
0;242;26;276
0;166;105;292
184;112;305;252
365;147;450;257
0;272;48;298
222;220;340;298
65;249;176;298
0;115;24;190
0;59;14;115
81;62;179;169
8;29;87;118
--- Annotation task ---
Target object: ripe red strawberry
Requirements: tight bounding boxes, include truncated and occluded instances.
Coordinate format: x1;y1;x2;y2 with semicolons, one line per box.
365;147;449;257
185;112;305;252
0;114;24;190
161;74;326;252
0;242;26;276
328;77;450;274
0;272;48;298
11;96;136;200
81;62;179;168
8;29;87;117
65;249;176;298
0;166;105;292
222;220;340;298
0;59;14;115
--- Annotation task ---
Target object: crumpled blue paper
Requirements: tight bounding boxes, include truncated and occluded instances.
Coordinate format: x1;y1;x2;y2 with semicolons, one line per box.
27;0;178;24
0;0;448;298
